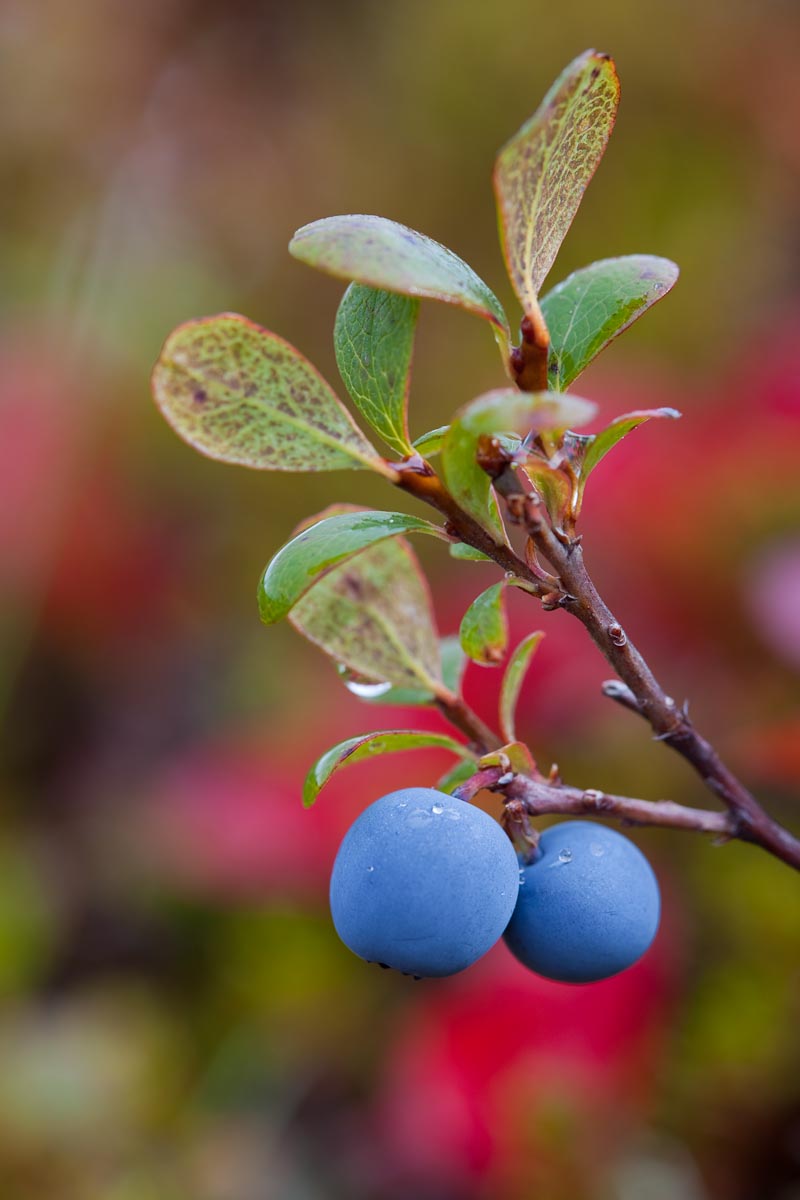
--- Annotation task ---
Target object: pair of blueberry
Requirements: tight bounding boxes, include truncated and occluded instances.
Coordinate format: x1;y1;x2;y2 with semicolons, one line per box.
330;788;660;982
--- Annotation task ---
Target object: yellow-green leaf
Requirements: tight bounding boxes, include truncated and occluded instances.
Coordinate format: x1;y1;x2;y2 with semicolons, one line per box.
152;313;390;475
354;635;468;708
290;537;443;695
478;741;536;775
524;459;573;528
494;50;620;318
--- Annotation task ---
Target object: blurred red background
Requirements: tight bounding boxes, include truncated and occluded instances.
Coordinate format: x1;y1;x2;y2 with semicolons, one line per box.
1;2;799;1197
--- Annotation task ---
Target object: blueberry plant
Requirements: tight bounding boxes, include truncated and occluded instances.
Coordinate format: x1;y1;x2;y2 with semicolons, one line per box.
152;50;800;982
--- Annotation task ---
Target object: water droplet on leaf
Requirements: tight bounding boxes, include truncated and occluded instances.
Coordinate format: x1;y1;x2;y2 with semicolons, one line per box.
346;678;393;699
336;664;393;699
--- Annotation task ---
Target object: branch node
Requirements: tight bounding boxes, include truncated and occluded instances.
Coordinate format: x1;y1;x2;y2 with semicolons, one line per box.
607;622;627;648
582;787;612;812
505;494;526;524
523;496;544;530
601;679;641;714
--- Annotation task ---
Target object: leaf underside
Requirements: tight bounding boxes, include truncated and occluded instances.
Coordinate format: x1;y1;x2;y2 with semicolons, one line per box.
494;49;620;318
290;536;443;695
524;460;574;527
357;635;468;708
152;313;384;473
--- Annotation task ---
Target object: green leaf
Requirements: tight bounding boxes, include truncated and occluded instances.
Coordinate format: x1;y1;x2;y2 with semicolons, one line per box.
303;730;476;807
436;759;478;795
499;632;544;743
542;256;680;390
459;582;508;666
290;215;509;343
494;50;620;318
441;388;596;537
412;426;449;458
334;284;419;457
449;542;492;562
152;313;391;475
580;407;681;480
258;510;446;625
290;536;443;695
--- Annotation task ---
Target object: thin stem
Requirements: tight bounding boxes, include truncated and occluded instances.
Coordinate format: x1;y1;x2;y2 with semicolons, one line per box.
496;495;800;870
455;765;737;839
393;462;547;597
434;690;502;755
509;311;550;392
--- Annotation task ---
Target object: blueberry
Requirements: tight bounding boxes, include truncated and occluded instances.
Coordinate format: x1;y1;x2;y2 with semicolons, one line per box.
329;787;520;978
503;821;660;984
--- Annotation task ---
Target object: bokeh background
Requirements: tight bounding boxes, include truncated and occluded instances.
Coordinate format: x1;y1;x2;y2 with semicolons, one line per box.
2;1;799;1197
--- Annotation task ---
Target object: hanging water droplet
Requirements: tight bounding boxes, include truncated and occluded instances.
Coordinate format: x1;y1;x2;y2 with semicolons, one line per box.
336;664;393;699
431;803;444;815
558;848;572;863
366;865;375;873
346;678;393;699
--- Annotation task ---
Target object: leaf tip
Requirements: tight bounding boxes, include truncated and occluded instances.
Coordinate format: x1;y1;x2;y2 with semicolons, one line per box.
288;221;315;259
578;48;620;96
